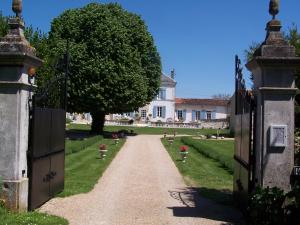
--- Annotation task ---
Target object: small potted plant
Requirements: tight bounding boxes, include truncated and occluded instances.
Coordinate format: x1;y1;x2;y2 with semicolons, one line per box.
99;144;107;159
168;137;174;145
179;145;189;163
163;129;167;139
112;133;119;144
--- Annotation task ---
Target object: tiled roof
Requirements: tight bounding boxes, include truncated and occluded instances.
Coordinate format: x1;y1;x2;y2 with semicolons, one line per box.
175;98;229;106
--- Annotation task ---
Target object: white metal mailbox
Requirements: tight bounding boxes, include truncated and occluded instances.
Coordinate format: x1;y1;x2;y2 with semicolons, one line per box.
270;125;287;147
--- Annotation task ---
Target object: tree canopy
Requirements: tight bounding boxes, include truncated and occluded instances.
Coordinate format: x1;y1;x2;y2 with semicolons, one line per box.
48;3;161;133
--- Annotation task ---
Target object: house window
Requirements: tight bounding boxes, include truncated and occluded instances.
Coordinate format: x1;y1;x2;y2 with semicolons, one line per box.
157;106;163;117
125;112;130;117
141;110;147;119
177;110;183;120
195;111;201;121
207;111;212;120
157;89;166;100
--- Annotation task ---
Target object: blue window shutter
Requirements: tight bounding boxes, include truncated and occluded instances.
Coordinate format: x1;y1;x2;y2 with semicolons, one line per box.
183;110;186;121
200;111;205;120
153;107;157;118
162;89;166;100
212;111;217;119
192;110;196;121
162;106;166;118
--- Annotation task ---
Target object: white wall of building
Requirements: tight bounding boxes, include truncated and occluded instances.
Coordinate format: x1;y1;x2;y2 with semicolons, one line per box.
175;105;228;123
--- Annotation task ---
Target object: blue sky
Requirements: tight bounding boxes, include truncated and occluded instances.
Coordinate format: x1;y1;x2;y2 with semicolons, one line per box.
1;0;300;98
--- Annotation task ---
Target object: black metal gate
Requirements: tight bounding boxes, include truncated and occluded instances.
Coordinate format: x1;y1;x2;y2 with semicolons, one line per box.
233;55;256;209
28;108;65;210
28;48;69;210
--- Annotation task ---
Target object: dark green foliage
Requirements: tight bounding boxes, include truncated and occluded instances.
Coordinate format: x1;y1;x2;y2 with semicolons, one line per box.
48;3;162;133
248;186;300;225
244;41;261;62
66;118;72;124
181;137;234;173
0;11;8;38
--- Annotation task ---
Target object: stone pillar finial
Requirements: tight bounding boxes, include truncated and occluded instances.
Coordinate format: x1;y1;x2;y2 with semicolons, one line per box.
269;0;279;20
12;0;22;18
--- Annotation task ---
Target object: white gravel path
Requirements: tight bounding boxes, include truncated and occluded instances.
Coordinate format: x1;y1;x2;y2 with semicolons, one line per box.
39;135;244;225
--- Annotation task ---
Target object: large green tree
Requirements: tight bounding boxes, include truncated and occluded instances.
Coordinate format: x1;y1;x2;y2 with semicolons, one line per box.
48;3;161;133
0;12;8;37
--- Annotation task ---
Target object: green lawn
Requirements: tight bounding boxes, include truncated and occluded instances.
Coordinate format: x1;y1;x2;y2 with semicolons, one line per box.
162;137;233;205
105;125;230;136
0;206;68;225
181;137;234;173
59;136;125;197
67;123;230;136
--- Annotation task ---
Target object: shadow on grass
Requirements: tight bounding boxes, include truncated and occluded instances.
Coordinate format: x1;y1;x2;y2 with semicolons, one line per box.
167;187;245;225
66;129;94;140
66;128;138;140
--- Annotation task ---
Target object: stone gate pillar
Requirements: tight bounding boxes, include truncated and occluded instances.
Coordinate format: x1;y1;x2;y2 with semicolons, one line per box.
0;6;42;211
246;6;300;191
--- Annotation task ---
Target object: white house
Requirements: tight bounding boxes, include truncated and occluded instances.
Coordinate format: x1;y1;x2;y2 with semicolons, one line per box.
139;73;176;122
78;72;230;126
175;98;229;123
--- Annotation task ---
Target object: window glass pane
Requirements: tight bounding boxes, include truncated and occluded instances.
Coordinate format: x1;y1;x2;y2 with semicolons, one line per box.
196;111;201;120
177;110;183;120
157;106;162;117
207;111;212;120
141;110;146;118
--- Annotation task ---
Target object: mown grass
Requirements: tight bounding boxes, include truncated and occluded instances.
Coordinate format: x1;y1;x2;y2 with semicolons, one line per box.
65;136;101;155
162;138;233;205
0;206;68;225
105;125;230;136
67;123;230;136
59;137;125;197
181;137;234;173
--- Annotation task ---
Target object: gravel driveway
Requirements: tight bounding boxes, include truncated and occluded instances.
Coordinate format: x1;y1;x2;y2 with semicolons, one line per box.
39;135;244;225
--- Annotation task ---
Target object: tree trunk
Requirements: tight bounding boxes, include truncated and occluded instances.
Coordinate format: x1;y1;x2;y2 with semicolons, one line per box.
90;111;106;134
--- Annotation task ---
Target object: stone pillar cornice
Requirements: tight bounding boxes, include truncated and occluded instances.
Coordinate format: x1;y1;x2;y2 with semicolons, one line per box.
0;52;42;67
246;57;300;70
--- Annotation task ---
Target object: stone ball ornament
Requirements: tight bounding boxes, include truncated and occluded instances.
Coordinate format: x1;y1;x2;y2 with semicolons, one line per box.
12;0;22;18
269;0;279;19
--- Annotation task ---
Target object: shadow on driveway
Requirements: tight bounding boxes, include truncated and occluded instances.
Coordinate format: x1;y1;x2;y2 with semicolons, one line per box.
168;187;245;225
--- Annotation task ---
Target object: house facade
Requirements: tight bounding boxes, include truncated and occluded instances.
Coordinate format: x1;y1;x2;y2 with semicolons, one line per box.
138;74;176;122
108;73;230;125
175;98;229;123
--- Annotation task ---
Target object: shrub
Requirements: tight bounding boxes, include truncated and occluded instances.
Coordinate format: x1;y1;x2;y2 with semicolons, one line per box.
65;136;101;155
248;187;285;225
66;118;73;124
248;186;300;225
181;137;234;173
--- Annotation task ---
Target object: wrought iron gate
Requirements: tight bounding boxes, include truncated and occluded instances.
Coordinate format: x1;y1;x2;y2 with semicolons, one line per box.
27;49;69;210
28;108;65;210
233;55;256;209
